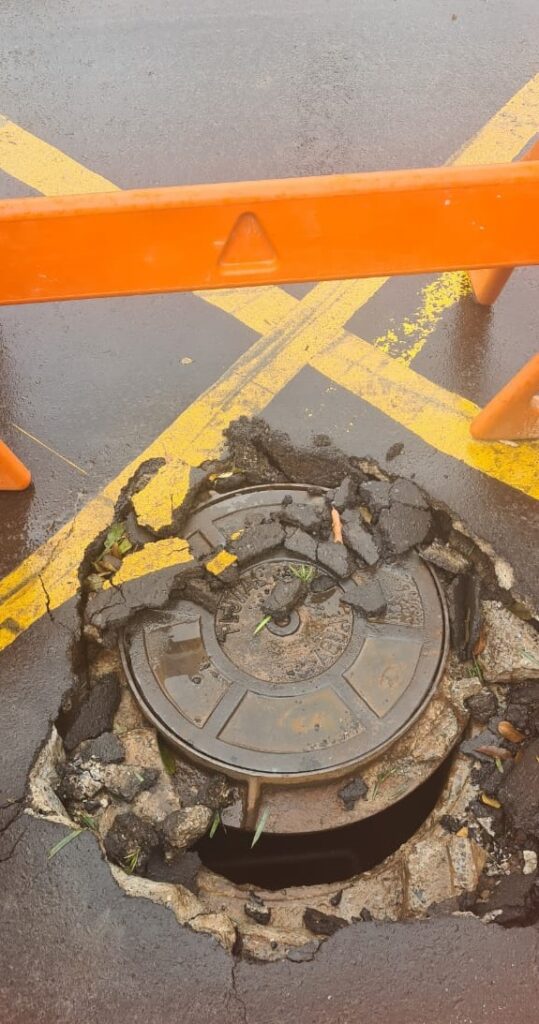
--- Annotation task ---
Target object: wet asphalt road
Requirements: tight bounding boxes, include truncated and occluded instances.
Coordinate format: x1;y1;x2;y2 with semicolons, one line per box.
1;2;539;1021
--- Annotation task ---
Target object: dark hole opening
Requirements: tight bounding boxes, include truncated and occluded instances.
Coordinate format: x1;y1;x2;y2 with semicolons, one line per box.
195;753;453;890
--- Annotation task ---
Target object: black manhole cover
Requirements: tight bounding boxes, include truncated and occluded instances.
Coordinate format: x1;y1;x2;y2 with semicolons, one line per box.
120;485;449;831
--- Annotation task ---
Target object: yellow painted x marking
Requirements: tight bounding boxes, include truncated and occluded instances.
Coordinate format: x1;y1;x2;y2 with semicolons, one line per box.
1;74;538;652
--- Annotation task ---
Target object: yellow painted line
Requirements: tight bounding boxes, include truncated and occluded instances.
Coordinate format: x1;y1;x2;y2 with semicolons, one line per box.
312;332;539;500
198;286;297;334
205;550;237;576
132;277;386;529
1;74;539;652
108;537;193;587
373;74;539;363
372;271;472;363
0;116;118;196
450;74;539;166
0;277;385;647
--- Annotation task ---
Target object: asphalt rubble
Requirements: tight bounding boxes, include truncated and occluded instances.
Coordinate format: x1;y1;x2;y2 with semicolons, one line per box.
29;417;539;955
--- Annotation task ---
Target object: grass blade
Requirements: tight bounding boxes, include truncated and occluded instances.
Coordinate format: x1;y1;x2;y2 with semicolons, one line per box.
47;828;83;860
251;808;269;848
253;615;271;636
209;811;221;839
289;563;315;583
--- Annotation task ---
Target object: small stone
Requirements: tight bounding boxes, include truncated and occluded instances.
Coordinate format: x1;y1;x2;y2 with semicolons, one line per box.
447;834;487;892
359;480;392;511
57;766;103;804
420;540;470;576
389;478;428;509
338;776;368;809
440;814;461;834
62;674;121;752
279;501;330;536
263;578;307;617
406;838;455;913
162;805;213;850
498;738;539;837
229;521;284;565
340;578;386;618
303;907;347;936
284;528;317;561
506;683;539;733
287;941;320;963
103;812;159;873
523;850;538;875
378;503;432;555
331;477;357;512
477;872;539;927
78;732;124;765
244;896;271;925
357;907;374;922
316;540;355;578
477;601;539;683
464;692;499;723
341;511;380;566
329;890;343;907
386;442;404;462
460;729;501;763
101;765;160;802
473;763;504;799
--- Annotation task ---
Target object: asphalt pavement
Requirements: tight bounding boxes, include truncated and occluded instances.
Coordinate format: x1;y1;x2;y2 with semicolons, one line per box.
1;3;538;1021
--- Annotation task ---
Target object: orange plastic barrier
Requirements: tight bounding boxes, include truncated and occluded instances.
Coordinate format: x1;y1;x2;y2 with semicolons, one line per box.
470;353;539;441
0;440;31;490
0;161;538;305
469;137;539;305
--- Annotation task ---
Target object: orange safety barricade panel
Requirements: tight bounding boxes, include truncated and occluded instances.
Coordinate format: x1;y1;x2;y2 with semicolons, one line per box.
471;353;539;441
0;161;538;305
469;137;539;305
0;440;32;490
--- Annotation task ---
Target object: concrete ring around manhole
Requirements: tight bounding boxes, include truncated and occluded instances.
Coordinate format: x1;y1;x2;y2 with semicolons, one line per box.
120;485;453;833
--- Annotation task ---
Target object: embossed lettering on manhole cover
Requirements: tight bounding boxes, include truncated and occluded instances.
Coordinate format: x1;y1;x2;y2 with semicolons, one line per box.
120;486;448;785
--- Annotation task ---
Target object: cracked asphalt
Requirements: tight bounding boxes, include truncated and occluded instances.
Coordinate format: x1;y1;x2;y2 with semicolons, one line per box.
1;2;539;1021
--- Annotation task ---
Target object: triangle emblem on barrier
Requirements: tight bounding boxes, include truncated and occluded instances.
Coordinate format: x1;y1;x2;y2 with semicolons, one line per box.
218;212;278;275
470;353;539;441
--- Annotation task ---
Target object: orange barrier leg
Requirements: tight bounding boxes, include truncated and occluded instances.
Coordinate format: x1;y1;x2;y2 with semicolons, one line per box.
469;137;539;305
0;440;32;490
470;353;539;441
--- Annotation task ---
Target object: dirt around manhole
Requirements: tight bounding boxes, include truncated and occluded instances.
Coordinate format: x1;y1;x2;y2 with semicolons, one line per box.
28;419;539;961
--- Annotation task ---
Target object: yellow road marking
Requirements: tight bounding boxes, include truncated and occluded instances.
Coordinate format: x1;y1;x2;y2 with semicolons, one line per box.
373;73;539;362
372;272;473;363
0;116;117;196
450;74;539;166
132;278;385;529
2;272;538;650
206;550;237;575
108;538;193;587
1;75;539;651
0;278;386;647
312;333;539;500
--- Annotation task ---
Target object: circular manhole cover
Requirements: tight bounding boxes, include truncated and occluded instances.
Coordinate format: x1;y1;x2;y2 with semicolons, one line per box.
120;486;449;822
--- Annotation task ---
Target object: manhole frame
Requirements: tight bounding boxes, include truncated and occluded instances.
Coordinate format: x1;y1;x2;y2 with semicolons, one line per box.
120;484;450;786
